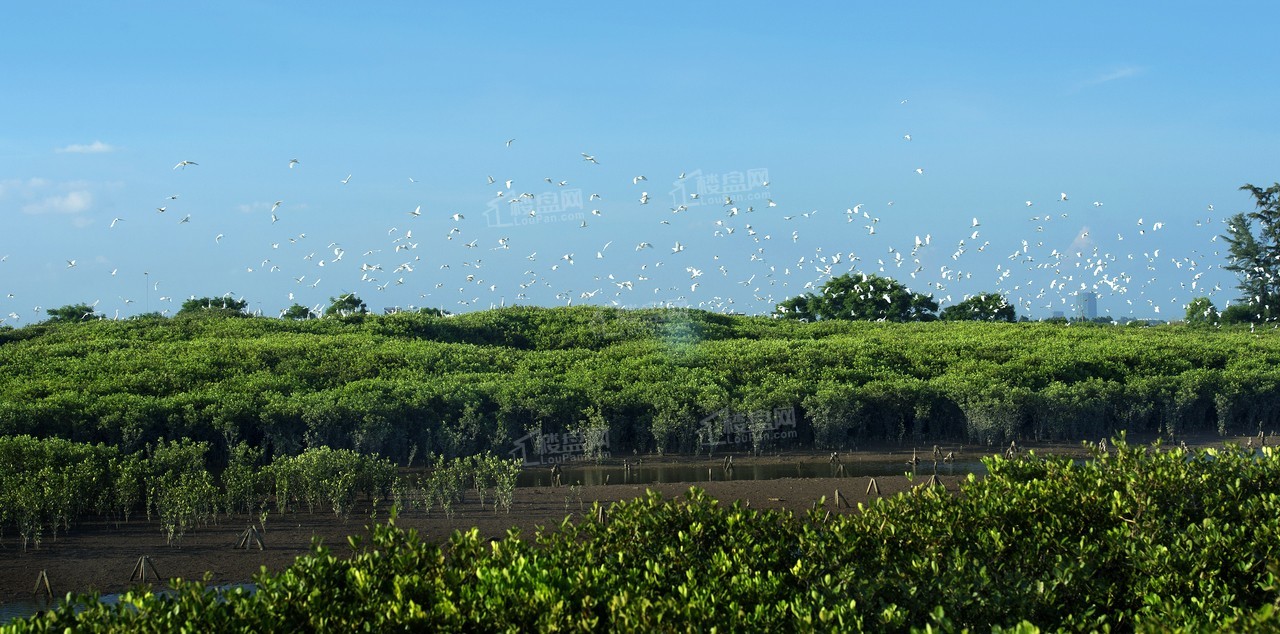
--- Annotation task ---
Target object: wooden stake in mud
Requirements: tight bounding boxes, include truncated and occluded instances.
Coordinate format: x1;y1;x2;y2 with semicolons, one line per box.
866;478;880;496
834;488;850;509
33;569;53;601
596;505;607;525
926;474;943;489
237;524;265;550
130;556;161;583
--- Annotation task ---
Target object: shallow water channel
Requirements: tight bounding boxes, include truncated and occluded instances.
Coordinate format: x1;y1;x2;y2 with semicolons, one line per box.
515;456;989;487
1;584;254;626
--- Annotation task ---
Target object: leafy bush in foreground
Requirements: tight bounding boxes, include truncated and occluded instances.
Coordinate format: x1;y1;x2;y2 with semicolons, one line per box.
7;439;1280;632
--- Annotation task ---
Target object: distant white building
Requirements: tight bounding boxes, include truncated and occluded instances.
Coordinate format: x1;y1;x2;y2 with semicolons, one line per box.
1076;291;1098;320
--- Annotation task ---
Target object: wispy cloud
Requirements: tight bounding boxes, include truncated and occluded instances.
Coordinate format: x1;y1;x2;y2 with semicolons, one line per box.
0;177;49;197
55;140;115;154
1068;225;1095;254
237;201;271;214
1072;66;1144;92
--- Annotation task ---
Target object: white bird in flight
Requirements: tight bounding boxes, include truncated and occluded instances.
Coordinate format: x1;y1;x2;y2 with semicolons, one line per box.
173;160;197;169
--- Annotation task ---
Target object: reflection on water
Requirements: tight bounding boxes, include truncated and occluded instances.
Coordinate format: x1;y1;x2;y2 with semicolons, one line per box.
0;583;254;626
516;458;989;488
0;598;54;626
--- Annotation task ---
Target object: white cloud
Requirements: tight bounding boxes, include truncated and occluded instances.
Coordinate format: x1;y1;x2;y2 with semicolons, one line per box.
23;190;93;215
56;141;115;154
3;178;98;216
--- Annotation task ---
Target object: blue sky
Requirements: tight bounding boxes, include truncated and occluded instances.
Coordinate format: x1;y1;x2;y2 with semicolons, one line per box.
3;3;1278;322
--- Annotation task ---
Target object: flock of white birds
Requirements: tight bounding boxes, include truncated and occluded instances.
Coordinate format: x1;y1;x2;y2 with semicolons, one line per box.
0;133;1242;326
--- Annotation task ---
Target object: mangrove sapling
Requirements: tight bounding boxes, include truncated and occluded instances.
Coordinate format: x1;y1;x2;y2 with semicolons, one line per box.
491;456;520;514
566;484;584;511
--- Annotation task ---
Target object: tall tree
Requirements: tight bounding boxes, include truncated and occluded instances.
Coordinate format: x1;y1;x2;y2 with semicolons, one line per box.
1184;297;1218;326
178;296;250;317
1222;183;1280;322
774;294;817;321
940;293;1016;322
775;272;937;322
281;304;316;320
45;303;99;322
325;293;368;317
